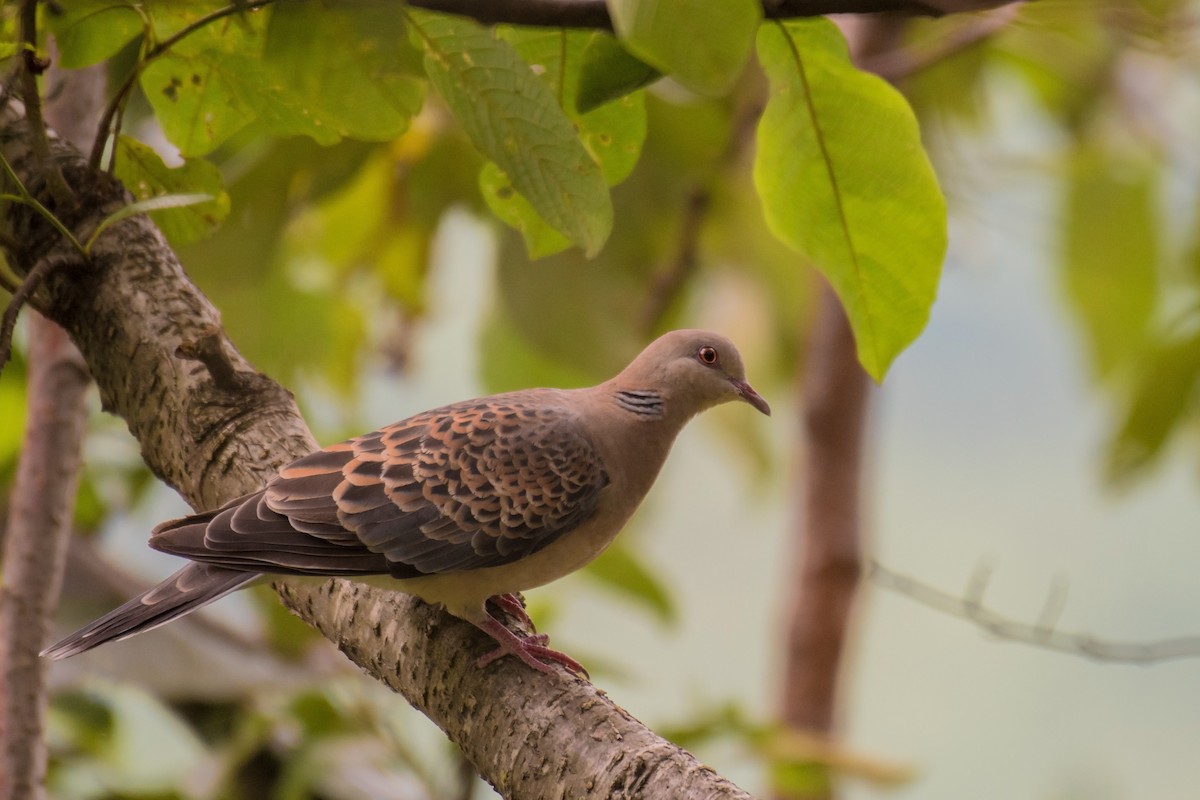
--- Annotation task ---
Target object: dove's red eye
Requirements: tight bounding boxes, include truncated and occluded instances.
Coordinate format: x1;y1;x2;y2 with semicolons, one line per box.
697;346;719;366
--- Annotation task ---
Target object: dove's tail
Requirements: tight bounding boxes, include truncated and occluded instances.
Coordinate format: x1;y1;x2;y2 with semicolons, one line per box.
41;563;259;660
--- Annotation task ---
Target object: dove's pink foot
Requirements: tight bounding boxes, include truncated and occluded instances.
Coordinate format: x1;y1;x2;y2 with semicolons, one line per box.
488;592;536;630
474;615;588;677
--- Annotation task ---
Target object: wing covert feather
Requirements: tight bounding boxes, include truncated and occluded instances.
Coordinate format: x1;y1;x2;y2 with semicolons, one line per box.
152;392;609;579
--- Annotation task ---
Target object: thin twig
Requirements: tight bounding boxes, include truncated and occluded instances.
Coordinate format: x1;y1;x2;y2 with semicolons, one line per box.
860;3;1023;82
0;255;75;376
175;324;252;392
870;560;1200;664
638;88;764;334
17;0;70;203
0;151;87;255
638;186;710;334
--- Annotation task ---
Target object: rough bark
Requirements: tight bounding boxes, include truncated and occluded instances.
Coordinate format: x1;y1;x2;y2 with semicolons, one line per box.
0;315;90;800
0;110;752;799
277;580;753;799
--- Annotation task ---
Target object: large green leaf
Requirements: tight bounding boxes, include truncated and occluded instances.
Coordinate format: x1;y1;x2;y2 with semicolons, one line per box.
112;136;229;246
607;0;759;96
499;28;647;186
139;7;263;155
410;13;613;257
479;161;571;259
45;0;144;68
141;4;424;155
141;49;256;156
263;1;425;141
754;20;946;381
480;28;646;258
1062;148;1158;379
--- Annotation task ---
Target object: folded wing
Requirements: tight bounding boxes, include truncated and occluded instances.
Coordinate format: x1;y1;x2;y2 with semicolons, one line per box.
151;394;610;579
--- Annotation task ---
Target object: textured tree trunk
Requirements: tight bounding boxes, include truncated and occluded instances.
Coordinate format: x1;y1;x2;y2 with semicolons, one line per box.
0;107;753;800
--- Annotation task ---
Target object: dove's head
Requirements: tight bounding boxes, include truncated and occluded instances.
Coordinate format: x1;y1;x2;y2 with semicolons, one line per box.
620;329;770;418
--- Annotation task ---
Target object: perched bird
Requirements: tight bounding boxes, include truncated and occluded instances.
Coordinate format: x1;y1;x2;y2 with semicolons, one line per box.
44;329;769;673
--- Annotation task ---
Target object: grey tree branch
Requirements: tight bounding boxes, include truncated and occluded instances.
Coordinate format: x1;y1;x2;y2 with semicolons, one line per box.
779;280;869;763
870;561;1200;664
0;314;90;800
0;110;752;799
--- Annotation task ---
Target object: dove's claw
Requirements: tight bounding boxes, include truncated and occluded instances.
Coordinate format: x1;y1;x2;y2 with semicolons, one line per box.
474;614;588;677
487;593;536;630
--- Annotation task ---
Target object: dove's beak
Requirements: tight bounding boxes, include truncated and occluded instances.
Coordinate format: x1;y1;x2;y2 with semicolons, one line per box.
732;380;771;416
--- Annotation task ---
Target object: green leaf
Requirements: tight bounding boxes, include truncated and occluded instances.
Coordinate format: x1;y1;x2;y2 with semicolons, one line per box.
576;34;660;113
410;13;613;256
263;1;425;141
1106;332;1200;483
608;0;759;96
754;20;946;381
500;28;647;185
480;28;645;257
141;53;256;155
1062;149;1158;378
479;161;571;259
112;136;229;245
586;541;676;623
142;4;416;153
45;0;144;68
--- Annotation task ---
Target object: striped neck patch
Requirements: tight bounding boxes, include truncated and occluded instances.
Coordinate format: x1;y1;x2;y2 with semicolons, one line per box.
614;390;665;419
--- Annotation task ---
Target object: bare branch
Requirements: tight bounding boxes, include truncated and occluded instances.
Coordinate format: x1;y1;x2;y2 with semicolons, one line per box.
17;0;69;202
639;86;764;334
0;314;90;800
779;280;870;741
638;186;710;333
0;253;80;376
870;561;1200;664
859;3;1024;82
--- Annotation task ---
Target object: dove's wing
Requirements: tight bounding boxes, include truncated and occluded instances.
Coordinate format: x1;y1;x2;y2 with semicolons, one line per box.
150;393;611;579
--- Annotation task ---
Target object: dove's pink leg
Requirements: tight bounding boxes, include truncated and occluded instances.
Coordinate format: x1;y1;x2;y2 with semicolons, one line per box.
473;615;588;677
488;593;536;630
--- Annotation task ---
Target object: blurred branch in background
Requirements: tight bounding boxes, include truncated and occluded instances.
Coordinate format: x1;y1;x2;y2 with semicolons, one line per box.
777;281;870;800
871;561;1200;664
0;52;102;800
861;3;1023;82
0;314;90;800
638;89;764;334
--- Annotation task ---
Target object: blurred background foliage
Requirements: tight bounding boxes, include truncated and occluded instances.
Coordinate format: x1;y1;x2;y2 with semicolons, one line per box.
1;0;1199;798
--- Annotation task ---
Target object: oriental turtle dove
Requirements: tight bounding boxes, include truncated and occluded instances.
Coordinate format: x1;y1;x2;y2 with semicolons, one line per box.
44;330;769;673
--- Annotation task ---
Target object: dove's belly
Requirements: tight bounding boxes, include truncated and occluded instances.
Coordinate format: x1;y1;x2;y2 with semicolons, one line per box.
386;504;631;622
